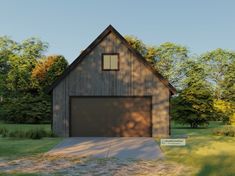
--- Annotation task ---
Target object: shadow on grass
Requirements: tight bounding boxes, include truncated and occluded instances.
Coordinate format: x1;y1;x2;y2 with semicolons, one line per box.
172;127;207;129
197;154;235;176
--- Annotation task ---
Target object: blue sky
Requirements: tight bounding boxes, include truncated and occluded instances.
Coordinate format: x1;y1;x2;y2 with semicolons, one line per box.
1;0;235;63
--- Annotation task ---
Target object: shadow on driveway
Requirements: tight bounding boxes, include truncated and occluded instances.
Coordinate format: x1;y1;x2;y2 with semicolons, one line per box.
47;137;163;160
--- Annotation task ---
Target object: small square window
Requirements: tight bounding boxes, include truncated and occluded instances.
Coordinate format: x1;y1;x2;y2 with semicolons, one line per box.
102;53;119;70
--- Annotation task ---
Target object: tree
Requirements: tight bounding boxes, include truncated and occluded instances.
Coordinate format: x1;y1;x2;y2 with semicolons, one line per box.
200;49;235;122
171;60;213;128
125;35;147;57
3;37;48;93
0;37;66;124
154;42;188;89
125;35;189;90
1;93;51;123
20;37;48;60
214;59;235;125
31;55;68;90
222;59;235;102
0;36;18;97
200;48;235;99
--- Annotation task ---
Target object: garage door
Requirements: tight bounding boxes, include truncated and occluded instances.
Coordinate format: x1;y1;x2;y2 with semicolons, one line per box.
70;97;152;137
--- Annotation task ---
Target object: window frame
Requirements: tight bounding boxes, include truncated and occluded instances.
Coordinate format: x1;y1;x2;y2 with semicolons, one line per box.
101;53;119;71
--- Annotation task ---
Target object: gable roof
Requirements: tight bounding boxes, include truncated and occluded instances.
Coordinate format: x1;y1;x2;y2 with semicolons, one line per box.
47;25;176;95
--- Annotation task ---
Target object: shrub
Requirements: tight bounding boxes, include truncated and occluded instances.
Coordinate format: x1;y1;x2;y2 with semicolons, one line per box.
1;93;51;124
47;131;57;137
0;127;9;137
26;128;47;139
213;126;235;137
9;130;27;138
1;128;54;139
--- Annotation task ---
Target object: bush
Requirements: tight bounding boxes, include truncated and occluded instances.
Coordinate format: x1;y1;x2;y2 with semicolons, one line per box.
47;131;57;137
213;126;235;137
26;128;47;139
1;128;55;139
9;130;27;138
0;93;51;124
0;127;9;137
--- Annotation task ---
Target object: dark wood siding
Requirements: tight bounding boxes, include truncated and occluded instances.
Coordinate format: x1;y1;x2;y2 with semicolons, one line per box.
53;32;170;137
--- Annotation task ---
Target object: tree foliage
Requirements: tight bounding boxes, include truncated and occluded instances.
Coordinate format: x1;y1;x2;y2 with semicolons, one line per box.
32;55;68;89
0;37;18;96
200;48;235;99
0;36;67;123
125;35;234;127
0;35;234;127
0;37;48;93
200;49;235;123
125;35;189;90
1;93;51;123
171;60;213;128
154;42;188;89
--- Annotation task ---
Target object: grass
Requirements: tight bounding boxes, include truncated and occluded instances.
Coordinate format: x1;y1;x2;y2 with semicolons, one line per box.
0;137;61;158
160;121;235;176
0;122;62;159
1;121;234;175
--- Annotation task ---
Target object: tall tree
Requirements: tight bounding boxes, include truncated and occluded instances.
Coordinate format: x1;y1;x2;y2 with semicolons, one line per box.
200;49;235;123
200;48;235;99
213;59;235;124
5;37;48;93
0;36;18;97
171;60;213;128
154;42;188;89
125;35;189;89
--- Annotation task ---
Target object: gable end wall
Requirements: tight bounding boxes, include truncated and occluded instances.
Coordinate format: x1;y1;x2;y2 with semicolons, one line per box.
52;33;170;137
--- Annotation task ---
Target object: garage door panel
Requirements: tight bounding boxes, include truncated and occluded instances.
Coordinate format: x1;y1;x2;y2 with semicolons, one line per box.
70;97;152;137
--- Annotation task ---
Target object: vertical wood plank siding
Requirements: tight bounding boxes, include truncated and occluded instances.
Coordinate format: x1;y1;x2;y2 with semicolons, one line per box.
53;33;170;137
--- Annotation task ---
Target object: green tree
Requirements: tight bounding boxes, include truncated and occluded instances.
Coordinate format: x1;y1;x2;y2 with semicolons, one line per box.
200;49;235;122
0;37;52;123
125;35;189;89
171;60;213;128
125;35;147;57
216;59;235;125
222;59;235;102
200;48;235;99
0;36;18;97
3;37;48;92
154;42;188;89
1;93;51;123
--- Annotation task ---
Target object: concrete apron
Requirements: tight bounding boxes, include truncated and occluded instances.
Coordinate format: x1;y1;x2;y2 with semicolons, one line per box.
47;137;164;160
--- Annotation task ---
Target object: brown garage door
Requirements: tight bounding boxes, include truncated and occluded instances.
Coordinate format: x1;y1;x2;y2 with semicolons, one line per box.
70;97;152;137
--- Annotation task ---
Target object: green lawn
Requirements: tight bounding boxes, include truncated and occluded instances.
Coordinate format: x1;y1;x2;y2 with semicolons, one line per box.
0;122;62;159
0;137;61;158
161;121;235;176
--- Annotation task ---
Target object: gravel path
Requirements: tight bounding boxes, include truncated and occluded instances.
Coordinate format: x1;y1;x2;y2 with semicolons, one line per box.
0;154;192;176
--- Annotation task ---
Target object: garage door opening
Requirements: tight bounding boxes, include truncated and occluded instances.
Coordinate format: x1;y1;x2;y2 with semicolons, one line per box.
70;96;152;137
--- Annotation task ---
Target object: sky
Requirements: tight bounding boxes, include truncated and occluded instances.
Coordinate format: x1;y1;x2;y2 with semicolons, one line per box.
1;0;235;63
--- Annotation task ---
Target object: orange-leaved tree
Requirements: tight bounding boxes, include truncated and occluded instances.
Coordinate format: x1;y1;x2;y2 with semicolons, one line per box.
32;55;68;90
